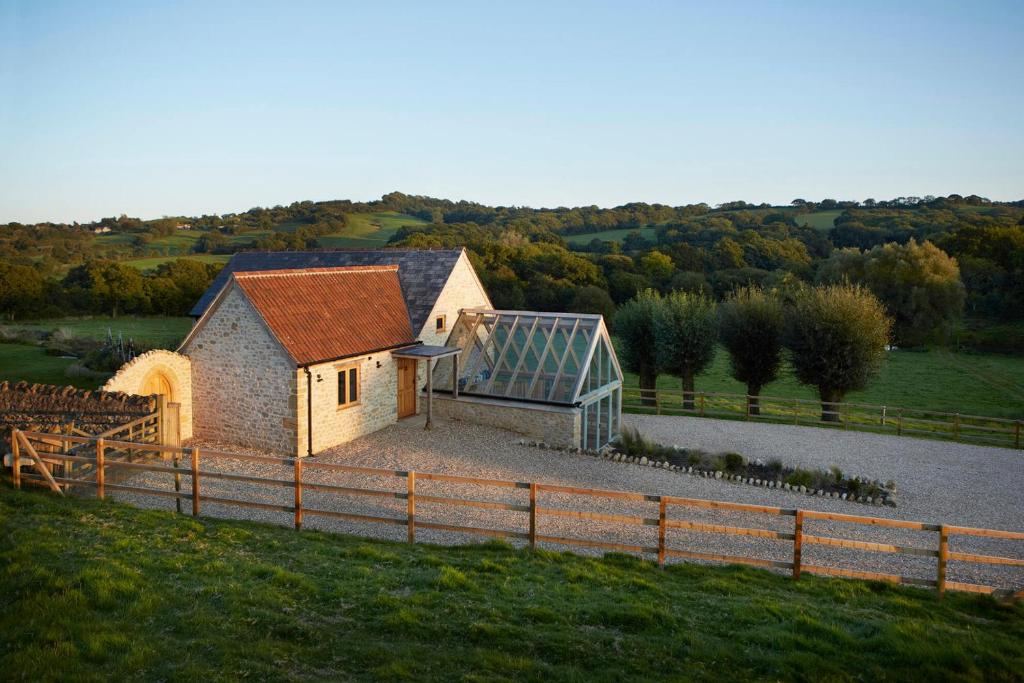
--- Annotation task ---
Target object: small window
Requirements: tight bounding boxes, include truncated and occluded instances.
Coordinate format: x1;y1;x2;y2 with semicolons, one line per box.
435;314;446;332
337;364;360;408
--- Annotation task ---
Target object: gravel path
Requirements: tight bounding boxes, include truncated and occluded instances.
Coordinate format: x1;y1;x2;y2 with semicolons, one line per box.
108;414;1024;592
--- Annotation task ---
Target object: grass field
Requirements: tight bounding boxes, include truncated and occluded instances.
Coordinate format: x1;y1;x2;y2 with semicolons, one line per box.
124;253;231;271
2;483;1021;681
563;226;659;246
1;316;193;348
794;210;843;231
622;347;1024;419
0;343;87;387
317;211;429;248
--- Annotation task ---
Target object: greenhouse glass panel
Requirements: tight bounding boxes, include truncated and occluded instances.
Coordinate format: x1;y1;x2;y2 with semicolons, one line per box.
436;309;622;407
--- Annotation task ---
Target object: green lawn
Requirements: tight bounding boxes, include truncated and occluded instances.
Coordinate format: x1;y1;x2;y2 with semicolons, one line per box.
317;211;429;248
563;226;658;246
0;343;89;388
124;253;231;271
2;483;1021;681
1;316;193;349
622;347;1024;419
794;210;843;231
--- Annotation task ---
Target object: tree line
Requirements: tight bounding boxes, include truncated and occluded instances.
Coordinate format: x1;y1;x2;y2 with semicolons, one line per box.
617;283;892;421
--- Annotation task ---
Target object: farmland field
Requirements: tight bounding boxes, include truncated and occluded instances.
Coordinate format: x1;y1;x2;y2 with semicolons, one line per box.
0;316;193;348
623;347;1024;419
2;483;1021;681
563;226;658;246
794;210;842;231
124;253;231;271
0;343;89;388
316;211;429;248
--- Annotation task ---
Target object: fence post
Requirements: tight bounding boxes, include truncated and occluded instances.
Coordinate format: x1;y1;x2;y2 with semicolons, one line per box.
11;428;21;490
699;393;705;418
657;497;667;567
881;405;886;427
190;447;200;517
294;457;303;531
173;450;182;513
792;510;804;580
96;438;105;500
407;471;416;543
745;395;751;420
937;525;948;598
529;482;537;550
655;390;661;416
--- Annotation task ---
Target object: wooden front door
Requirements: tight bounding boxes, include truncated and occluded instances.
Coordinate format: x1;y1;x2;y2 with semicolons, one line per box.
397;358;417;419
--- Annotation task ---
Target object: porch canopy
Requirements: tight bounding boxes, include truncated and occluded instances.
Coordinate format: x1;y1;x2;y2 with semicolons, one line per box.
392;344;462;429
432;309;624;448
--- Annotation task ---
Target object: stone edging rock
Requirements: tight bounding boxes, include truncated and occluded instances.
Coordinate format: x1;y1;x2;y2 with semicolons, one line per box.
519;439;897;508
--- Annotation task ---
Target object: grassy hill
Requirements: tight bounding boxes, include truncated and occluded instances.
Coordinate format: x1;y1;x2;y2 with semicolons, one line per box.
2;483;1021;681
317;211;429;248
563;226;659;246
794;210;843;231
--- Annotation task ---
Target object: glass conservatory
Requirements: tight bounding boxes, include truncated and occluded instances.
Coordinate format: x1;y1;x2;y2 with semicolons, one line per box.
432;309;623;449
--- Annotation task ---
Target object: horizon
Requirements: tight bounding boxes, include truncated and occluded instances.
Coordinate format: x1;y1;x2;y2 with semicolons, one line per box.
2;1;1023;224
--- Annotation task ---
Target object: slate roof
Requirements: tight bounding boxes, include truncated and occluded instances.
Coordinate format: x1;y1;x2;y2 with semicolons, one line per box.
227;266;415;366
191;249;466;333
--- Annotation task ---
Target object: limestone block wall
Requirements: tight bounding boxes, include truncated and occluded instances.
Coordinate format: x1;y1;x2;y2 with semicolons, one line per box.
299;351;401;455
186;287;298;455
417;250;492;346
414;250;492;407
102;349;193;439
431;394;582;448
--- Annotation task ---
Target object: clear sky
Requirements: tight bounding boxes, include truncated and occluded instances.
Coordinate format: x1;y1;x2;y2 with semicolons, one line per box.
1;0;1022;224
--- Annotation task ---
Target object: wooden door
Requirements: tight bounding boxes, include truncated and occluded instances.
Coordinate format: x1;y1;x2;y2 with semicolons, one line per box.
397;358;417;419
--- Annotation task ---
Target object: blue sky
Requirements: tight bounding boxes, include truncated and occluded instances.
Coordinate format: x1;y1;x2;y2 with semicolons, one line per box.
1;0;1022;223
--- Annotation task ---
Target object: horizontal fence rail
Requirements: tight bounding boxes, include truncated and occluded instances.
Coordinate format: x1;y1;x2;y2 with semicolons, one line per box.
621;388;1024;450
7;429;1024;601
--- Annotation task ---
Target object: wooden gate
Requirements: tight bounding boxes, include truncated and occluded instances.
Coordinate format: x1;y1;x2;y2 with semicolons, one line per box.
397;358;417;419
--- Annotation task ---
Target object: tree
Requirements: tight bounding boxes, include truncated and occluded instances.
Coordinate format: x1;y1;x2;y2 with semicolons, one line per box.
655;291;718;410
718;287;784;415
569;285;616;327
63;261;147;317
0;263;44;320
783;284;892;421
818;239;965;346
615;290;662;406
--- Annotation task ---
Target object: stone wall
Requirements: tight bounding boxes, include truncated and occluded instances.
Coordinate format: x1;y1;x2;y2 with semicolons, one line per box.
0;381;154;448
185;286;298;455
102;349;193;439
431;394;582;447
299;351;401;455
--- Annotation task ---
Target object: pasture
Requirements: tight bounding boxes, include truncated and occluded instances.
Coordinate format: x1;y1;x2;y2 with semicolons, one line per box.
794;210;842;231
563;226;658;246
124;253;231;271
0;344;87;388
624;347;1024;419
317;211;429;248
2;483;1021;681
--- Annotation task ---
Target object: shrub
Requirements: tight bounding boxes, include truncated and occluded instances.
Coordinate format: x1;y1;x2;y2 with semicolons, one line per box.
785;469;814;488
766;459;783;476
724;452;745;473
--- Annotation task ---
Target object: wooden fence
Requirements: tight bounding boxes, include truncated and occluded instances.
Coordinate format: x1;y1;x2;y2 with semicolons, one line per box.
8;428;1024;601
623;388;1024;450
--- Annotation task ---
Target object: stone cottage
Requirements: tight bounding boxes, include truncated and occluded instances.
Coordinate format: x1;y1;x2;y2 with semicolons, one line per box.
107;248;623;456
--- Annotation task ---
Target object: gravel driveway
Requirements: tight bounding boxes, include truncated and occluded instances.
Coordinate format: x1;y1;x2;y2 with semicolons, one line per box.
108;414;1024;593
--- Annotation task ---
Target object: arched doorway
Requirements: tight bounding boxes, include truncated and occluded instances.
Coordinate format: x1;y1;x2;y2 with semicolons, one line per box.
142;370;175;402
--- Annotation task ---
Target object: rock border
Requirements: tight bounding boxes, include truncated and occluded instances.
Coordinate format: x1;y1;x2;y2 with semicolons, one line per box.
519;439;897;508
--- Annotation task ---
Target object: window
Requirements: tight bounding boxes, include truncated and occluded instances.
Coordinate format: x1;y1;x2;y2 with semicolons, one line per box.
435;314;446;333
337;364;360;408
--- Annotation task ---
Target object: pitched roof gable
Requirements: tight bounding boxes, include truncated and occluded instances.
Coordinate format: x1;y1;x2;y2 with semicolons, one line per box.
190;248;466;332
197;266;416;366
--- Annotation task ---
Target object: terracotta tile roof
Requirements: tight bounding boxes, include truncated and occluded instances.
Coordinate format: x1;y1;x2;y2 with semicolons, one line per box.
231;266;416;366
190;249;469;332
